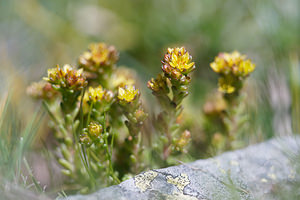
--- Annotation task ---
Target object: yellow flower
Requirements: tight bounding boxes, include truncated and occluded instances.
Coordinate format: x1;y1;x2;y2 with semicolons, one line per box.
235;59;256;77
218;76;236;94
210;56;227;73
78;43;119;73
223;51;245;67
111;67;136;88
90;43;111;64
81;86;114;111
162;47;195;75
84;86;105;103
88;122;103;138
147;74;169;94
118;85;139;103
79;133;92;146
43;64;87;91
210;51;255;77
174;130;191;152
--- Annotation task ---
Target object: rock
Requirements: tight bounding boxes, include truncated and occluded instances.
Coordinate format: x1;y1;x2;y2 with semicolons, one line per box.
66;136;300;200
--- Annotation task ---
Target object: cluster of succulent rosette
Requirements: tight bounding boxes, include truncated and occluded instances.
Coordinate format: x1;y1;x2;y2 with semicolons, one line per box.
147;47;195;164
78;43;119;88
28;43;147;192
27;43;256;194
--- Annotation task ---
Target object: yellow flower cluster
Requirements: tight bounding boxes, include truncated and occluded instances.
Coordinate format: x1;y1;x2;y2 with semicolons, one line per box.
218;76;236;94
83;85;114;104
80;122;103;146
210;51;255;77
78;43;119;73
165;47;195;73
118;85;139;103
84;86;105;103
111;67;136;88
88;121;103;138
210;51;256;93
174;130;191;152
162;47;195;79
148;46;195;107
44;64;87;91
147;74;169;93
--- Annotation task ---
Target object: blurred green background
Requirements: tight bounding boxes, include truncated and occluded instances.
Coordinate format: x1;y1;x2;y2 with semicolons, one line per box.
0;0;299;140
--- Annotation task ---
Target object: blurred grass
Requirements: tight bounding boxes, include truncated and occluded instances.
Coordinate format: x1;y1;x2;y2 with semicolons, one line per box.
290;54;300;133
0;94;43;185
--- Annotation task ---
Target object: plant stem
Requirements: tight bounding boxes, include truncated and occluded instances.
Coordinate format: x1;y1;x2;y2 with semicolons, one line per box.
86;102;94;127
79;143;96;189
103;113;120;184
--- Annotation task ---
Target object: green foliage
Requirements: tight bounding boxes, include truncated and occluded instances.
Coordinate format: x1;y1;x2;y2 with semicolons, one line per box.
0;96;42;182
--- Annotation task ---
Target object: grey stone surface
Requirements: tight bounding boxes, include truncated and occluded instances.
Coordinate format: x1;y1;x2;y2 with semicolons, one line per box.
66;136;300;200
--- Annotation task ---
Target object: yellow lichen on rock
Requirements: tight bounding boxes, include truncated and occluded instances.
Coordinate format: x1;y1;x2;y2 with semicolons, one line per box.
166;173;190;192
134;170;158;192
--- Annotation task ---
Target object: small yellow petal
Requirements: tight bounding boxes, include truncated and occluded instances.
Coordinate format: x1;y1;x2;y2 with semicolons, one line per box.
118;85;139;103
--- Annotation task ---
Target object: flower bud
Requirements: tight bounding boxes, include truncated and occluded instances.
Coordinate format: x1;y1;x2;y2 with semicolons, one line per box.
43;64;87;91
218;76;236;94
27;81;58;100
103;90;114;102
78;43;119;74
147;74;169;94
174;130;191;152
88;121;103;138
134;109;148;124
79;132;92;146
